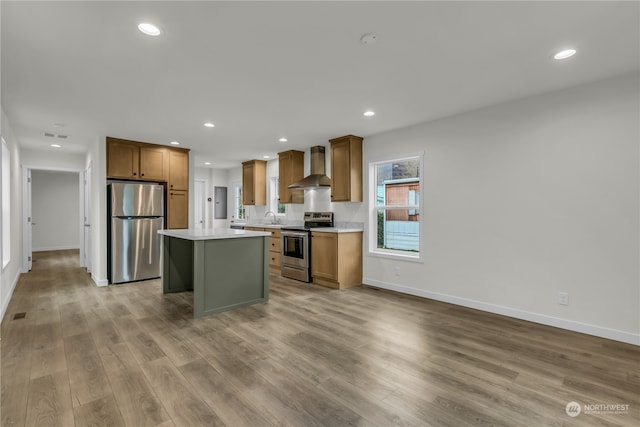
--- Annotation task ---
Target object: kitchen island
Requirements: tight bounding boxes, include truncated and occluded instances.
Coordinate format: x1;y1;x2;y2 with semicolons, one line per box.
158;228;271;318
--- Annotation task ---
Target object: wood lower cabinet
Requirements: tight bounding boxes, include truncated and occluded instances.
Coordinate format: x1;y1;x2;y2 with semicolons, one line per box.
246;227;281;271
278;150;304;204
311;231;362;289
168;190;188;229
329;135;363;202
242;160;267;205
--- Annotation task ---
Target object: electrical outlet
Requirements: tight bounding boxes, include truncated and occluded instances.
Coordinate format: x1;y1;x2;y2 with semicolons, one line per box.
558;292;569;306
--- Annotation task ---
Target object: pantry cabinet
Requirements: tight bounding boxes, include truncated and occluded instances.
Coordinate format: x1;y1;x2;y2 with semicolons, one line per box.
329;135;363;202
278;150;304;204
311;231;362;289
242;160;267;205
167;190;189;229
107;137;190;229
168;149;189;190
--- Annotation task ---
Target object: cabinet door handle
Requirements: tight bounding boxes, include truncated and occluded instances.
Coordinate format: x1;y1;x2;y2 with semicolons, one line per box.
170;184;173;188
133;172;137;176
141;173;145;177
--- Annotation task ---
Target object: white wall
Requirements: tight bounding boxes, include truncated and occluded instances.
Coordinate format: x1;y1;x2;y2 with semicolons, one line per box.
362;73;639;344
195;166;230;228
31;171;80;251
21;149;85;171
0;108;24;322
86;136;108;286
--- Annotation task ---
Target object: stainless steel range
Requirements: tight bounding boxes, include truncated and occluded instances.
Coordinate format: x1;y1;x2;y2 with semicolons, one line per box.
281;212;334;282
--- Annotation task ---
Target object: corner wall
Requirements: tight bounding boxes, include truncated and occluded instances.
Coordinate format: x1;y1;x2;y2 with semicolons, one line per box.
362;73;639;344
0;108;24;322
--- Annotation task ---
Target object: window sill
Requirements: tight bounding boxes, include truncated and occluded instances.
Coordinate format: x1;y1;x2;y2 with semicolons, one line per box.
367;250;423;264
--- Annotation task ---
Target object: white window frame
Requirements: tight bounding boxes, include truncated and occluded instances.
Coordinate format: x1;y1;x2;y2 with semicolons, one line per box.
368;154;424;262
2;138;11;269
269;177;286;217
232;181;245;220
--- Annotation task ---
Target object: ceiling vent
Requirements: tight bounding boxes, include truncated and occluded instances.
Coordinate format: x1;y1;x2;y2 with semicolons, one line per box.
43;132;69;139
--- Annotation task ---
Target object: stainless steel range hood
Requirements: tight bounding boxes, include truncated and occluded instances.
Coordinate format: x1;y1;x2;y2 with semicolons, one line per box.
288;146;331;189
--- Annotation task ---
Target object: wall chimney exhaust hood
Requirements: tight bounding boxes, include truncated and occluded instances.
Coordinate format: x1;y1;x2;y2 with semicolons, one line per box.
288;146;331;189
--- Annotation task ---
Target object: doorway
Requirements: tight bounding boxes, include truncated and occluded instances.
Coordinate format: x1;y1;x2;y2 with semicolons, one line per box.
22;167;84;272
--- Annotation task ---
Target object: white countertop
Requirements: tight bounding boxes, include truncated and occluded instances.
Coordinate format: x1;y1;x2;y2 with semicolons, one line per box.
159;228;271;241
244;224;285;229
310;227;363;233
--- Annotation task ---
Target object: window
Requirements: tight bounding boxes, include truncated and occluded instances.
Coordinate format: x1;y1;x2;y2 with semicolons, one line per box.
370;155;422;259
2;138;10;268
232;181;245;220
269;177;285;215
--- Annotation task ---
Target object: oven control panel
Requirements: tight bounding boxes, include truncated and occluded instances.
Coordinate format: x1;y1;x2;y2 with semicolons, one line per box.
303;211;333;223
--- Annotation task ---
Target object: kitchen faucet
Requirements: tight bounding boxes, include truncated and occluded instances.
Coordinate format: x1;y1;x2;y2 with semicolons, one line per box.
264;211;277;224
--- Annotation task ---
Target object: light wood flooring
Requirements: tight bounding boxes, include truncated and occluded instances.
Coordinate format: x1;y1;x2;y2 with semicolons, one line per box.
1;249;638;426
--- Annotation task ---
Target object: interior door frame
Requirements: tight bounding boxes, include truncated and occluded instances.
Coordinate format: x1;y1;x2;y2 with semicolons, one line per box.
194;179;206;229
83;162;92;272
22;166;84;273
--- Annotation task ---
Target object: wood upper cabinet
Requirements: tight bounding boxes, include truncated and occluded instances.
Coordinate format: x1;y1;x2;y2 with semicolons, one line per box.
311;231;363;289
329;135;363;202
107;138;140;179
278;150;304;204
107;137;168;182
168;149;189;190
242;160;267;205
139;145;168;181
168;190;188;229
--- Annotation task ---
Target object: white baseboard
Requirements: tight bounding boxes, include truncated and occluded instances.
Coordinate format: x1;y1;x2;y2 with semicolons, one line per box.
0;270;21;322
363;278;640;346
33;245;80;252
91;273;108;287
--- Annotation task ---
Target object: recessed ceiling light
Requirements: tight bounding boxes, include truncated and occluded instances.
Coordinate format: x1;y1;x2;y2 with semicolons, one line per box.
204;162;211;165
263;155;270;159
53;123;65;128
203;122;215;128
554;49;577;60
51;144;61;148
279;138;288;142
363;110;376;117
170;141;180;145
138;23;161;36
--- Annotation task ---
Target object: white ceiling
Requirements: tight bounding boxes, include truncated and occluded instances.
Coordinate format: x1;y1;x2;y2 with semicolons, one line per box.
2;1;638;169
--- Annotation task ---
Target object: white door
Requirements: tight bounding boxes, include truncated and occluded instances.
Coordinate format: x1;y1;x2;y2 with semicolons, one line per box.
83;165;92;272
194;180;205;229
22;168;32;271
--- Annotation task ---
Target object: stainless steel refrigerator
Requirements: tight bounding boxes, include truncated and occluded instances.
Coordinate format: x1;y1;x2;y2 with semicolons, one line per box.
108;182;164;284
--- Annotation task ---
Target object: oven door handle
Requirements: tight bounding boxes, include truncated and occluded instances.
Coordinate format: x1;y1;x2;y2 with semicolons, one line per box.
282;231;308;237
